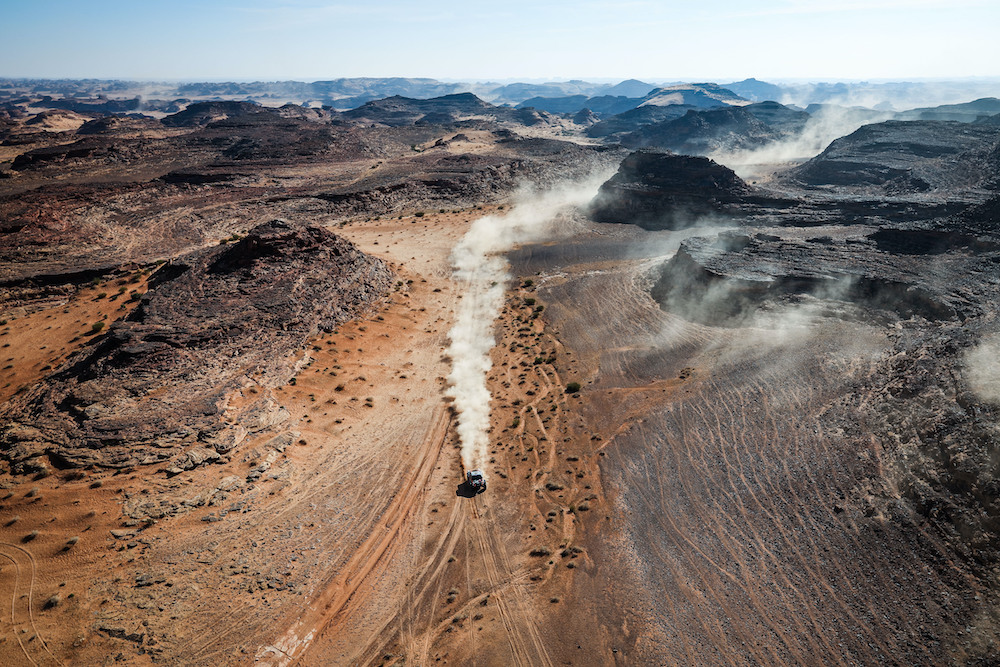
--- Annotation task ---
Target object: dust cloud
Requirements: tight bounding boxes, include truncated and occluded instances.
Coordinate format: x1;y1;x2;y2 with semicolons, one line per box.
965;335;1000;404
711;106;893;179
446;172;614;471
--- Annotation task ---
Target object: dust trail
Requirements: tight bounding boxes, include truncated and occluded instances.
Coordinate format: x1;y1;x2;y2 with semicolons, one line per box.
446;173;613;471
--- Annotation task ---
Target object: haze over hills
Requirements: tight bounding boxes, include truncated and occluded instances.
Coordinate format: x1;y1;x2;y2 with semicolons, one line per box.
5;76;1000;113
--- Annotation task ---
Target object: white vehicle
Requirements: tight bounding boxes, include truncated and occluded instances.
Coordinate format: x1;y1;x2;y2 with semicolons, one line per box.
465;469;486;494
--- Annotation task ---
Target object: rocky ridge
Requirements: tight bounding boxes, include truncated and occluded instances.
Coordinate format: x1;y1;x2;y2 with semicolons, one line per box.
0;220;393;471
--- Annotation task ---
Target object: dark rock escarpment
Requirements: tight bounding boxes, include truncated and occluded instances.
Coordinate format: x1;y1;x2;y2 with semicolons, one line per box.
0;220;393;470
651;230;975;327
784;120;1000;194
620;106;781;155
588;150;782;228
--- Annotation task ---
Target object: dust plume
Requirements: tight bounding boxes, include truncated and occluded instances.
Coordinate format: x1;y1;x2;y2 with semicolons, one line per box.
711;105;892;180
446;172;614;471
965;335;1000;404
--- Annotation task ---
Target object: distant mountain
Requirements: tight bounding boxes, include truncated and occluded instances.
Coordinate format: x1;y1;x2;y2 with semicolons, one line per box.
515;82;748;118
640;83;749;108
584;104;696;138
604;79;657;98
721;78;786;102
487;80;607;105
743;101;810;134
896;98;1000;122
336;92;564;128
341;93;496;126
173;78;469;107
516;95;591;114
517;94;641;116
621;106;779;155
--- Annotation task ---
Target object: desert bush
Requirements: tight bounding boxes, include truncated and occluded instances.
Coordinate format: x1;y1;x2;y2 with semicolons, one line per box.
90;322;105;334
529;546;551;557
565;382;581;394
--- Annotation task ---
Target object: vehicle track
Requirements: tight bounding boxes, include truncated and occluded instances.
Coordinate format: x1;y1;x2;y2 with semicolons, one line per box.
0;542;62;666
248;407;452;666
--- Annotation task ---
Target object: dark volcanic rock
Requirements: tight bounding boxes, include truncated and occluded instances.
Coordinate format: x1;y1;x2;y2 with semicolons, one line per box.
0;220;393;469
11;138;106;170
585;104;695;139
896;97;1000;122
572;108;599;126
588;150;775;228
77;115;161;135
785;120;1000;194
342;93;494;127
161;101;267;127
651;230;976;326
744;101;810;135
620;107;780;155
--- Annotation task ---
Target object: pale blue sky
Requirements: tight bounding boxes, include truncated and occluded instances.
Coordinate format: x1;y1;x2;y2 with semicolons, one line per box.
1;0;997;81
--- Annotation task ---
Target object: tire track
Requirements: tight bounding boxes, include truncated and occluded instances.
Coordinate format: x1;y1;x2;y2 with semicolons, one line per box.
469;500;553;667
251;407;451;666
0;542;63;666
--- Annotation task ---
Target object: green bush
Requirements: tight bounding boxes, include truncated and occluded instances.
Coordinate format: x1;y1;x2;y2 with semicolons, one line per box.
565;382;581;394
90;322;105;334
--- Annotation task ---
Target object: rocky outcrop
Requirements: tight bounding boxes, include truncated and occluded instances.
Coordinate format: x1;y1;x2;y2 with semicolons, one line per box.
342;93;495;127
651;231;971;326
743;101;811;135
585;104;694;138
0;220;393;470
588;150;779;228
620;107;781;155
161;101;268;127
784;120;1000;194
